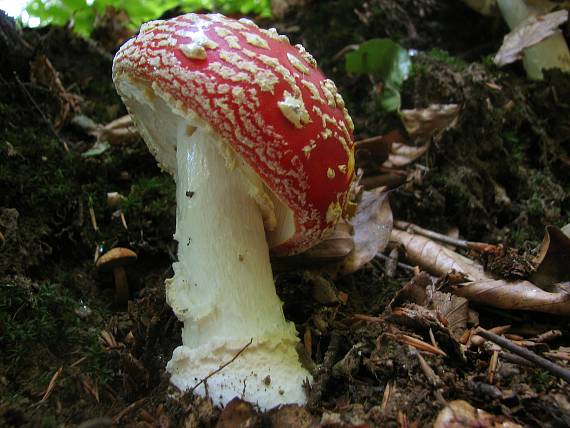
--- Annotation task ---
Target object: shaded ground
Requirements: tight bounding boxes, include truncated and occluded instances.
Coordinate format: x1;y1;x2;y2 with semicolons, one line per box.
1;1;569;426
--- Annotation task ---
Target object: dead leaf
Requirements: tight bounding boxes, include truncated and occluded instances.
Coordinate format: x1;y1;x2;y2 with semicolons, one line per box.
494;10;569;66
389;272;473;340
434;400;523;428
385;142;430;168
452;279;570;316
340;188;393;274
391;228;486;281
272;221;353;271
531;225;570;290
266;404;317;428
355;130;403;169
215;398;259;428
400;104;460;139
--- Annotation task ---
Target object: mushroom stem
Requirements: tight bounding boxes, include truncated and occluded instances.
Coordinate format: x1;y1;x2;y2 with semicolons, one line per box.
113;266;129;304
165;124;310;410
497;0;570;79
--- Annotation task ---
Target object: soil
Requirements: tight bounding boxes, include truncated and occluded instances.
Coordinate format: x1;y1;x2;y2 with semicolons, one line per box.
1;1;569;427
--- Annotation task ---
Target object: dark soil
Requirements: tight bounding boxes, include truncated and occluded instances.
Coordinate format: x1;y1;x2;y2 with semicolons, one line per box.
1;1;569;427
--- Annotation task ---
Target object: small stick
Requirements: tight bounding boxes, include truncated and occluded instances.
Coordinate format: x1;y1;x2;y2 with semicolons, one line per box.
394;220;495;251
476;328;570;383
487;350;499;384
375;252;416;273
385;247;399;278
381;381;393;411
354;135;385;146
415;352;442;387
470;325;511;348
113;398;145;423
41;367;63;401
428;328;438;350
190;338;253;393
352;313;385;323
397;334;447;357
530;330;562;343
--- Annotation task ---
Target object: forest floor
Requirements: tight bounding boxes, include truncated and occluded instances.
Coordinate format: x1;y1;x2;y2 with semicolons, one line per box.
1;1;570;427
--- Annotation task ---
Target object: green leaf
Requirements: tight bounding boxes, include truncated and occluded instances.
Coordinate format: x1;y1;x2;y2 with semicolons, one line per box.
346;38;411;84
346;38;411;111
378;83;401;112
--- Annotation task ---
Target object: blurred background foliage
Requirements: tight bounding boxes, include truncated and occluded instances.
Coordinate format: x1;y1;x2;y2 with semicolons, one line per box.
24;0;272;36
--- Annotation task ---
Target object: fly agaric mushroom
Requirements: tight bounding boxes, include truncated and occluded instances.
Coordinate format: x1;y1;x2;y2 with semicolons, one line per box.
96;247;137;304
112;13;355;410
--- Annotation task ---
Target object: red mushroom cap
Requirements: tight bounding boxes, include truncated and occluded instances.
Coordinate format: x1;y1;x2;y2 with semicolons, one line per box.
113;13;355;254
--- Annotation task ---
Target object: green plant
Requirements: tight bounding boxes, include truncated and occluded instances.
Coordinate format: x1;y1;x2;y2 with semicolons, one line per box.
24;0;272;37
345;38;411;112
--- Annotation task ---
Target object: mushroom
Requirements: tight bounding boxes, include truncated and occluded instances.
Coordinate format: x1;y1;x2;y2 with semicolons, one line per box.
112;13;355;410
464;0;570;79
96;247;137;304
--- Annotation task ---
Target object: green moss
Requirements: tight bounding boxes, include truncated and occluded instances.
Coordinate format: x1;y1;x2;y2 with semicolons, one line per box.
427;48;467;69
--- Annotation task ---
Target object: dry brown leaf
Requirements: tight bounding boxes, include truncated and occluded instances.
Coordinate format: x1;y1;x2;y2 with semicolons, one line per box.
400;104;460;139
391;229;486;281
355;130;404;172
385;142;430;168
434;400;523;428
453;279;570;316
531;225;570;290
389;272;473;340
340;188;393;274
271;221;353;271
494;10;569;66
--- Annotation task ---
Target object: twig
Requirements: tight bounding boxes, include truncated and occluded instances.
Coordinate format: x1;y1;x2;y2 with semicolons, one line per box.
397;334;447;357
190;338;253;393
487;350;499;384
381;381;393;411
113;398;145;423
476;328;570;383
354;135;385;146
41;367;63;401
13;72;68;151
415;352;442;387
394;220;494;251
375;252;416;273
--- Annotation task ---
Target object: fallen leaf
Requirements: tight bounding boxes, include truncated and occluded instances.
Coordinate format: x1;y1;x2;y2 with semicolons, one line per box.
531;225;570;290
494;10;569;66
272;221;354;271
452;279;570;316
266;404;316;428
385;141;430;168
355;129;404;169
434;400;523;428
389;272;473;340
400;104;460;139
341;188;393;274
391;228;486;281
216;398;259;428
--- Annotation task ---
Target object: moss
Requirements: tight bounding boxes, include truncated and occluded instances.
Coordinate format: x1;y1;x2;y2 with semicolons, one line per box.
427;48;468;70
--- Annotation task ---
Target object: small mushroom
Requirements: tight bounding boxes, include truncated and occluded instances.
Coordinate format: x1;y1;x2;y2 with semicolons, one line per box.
96;247;137;304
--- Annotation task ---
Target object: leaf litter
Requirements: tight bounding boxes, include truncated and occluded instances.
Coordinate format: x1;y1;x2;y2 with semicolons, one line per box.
2;1;570;427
